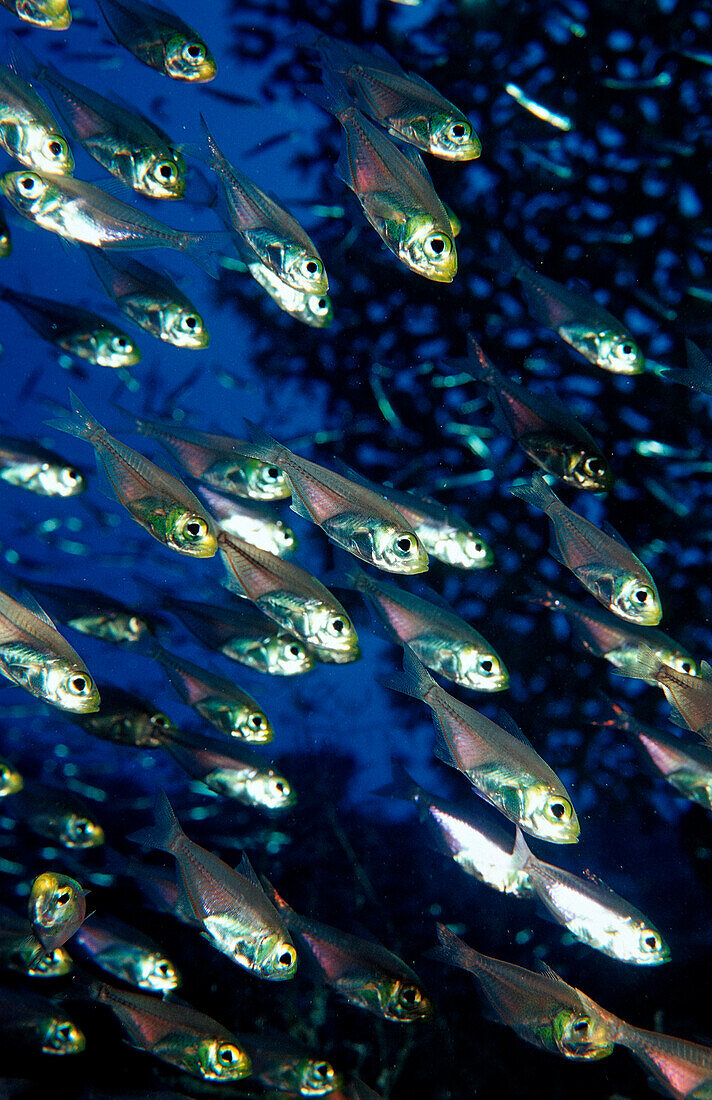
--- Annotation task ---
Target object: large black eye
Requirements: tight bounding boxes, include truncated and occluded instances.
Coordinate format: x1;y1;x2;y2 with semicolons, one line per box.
288;645;301;657
218;1046;237;1065
185;315;198;329
275;781;285;793
480;659;493;673
66;468;80;482
48;140;62;157
635;589;648;603
586;458;605;476
400;985;420;1005
248;713;263;729
267;466;280;480
69;676;87;694
186;43;202;59
314;1063;330;1078
550;802;566;819
56;889;71;906
644;934;659;949
151;714;170;728
395;536;413;556
159;162;175;179
573;1019;589;1035
622;343;634;356
452;123;466;137
75;820;89;835
681;662;692;673
20;176;36;191
430;237;445;254
278;949;294;968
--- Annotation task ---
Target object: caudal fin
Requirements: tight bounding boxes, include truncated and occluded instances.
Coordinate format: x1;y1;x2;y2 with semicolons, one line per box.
430;922;482;974
380;648;437;702
45;390;104;444
128;790;183;855
509;471;560;514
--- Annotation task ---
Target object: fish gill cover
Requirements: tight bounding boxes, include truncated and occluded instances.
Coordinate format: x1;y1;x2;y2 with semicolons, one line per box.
0;0;710;1097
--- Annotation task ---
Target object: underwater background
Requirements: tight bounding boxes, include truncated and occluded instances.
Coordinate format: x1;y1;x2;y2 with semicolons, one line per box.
1;0;712;1097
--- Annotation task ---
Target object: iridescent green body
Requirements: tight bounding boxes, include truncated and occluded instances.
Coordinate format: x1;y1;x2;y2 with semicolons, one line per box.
247;259;333;328
28;871;86;951
97;0;216;82
0;59;73;174
0;0;70;29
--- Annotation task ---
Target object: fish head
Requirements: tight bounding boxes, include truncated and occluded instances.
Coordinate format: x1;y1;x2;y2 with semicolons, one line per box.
44;662;101;713
37;463;86;497
307;604;361;663
42;1017;85;1055
93;327;141;368
658;649;699;677
163;304;209;348
252;930;298;980
269;521;298;556
206;700;273;742
430;527;493;568
296;1057;344;1096
459;648;509;692
138;151;187;200
611;575;662;625
0;170;63;218
302;292;333;328
165;508;218;557
383;978;435;1022
14;0;71;30
140;952;181;993
11;124;74;177
553;1007;616;1060
60;812;104;848
401;214;457;282
564;326;644;374
521;785;579;844
234;458;290;500
163;34;217;83
267;633;315;675
564;449;613;492
29;872;86;936
429;113;482;161
196;1038;251;1080
26;945;72;977
369;523;429;574
616;923;670;966
282;247;329;295
0;758;23;796
246;769;296;810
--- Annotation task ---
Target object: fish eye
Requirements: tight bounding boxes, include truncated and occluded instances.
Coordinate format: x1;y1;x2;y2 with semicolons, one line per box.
158;162;176;180
425;234;448;258
479;658;494;675
67;674;88;694
572;1018;590;1035
621;343;636;357
46;139;64;159
19;174;40;194
266;466;280;481
274;780;286;793
276;946;295;968
65;468;80;483
399;985;421;1005
183;41;206;62
287;644;302;658
449;121;469;140
633;588;649;604
680;661;693;674
185;315;198;329
301;257;322;276
642;932;660;951
314;1062;330;1078
151;713;171;728
328;615;348;636
183;518;207;541
394;535;414;557
314;297;328;313
55;889;71;906
217;1044;238;1065
585;457;606;477
248;713;264;729
74;819;90;836
156;960;172;976
546;798;573;822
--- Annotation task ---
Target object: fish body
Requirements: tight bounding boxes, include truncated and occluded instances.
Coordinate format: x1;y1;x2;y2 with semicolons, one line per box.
0;435;84;497
72;914;180;993
202;121;328;295
0;283;139;367
161;731;296;810
385;761;534;896
304;31;481;160
239;1032;343;1095
0;59;72;174
0;904;71;977
14;784;104;847
238;425;428;573
47;392;217;557
616;1020;712;1100
386;650;579;842
88;251;208;348
25;579;158;646
511;473;662;625
663;339;712;396
310;72;457;282
28;871;86;951
0;754;22;796
97;0;216;82
195;484;297;556
494;236;644;374
513;830;669;964
598;699;712;809
0;171;226;275
340;561;507;691
433;924;620;1058
21;48;186;198
87;980;250;1080
0;582;99;711
0;0;70;28
218;531;360;664
164;595;315;676
69;685;176;748
126;413;290;500
247;258;333;327
467;336;612;491
528;583;696;677
617;652;712;740
130;791;297;979
0;988;84;1055
265;881;433;1022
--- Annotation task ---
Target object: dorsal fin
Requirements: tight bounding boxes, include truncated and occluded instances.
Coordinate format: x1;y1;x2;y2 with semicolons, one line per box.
13;584;57;629
497;710;534;749
238;852;261;888
601;520;633;551
534;959;569;987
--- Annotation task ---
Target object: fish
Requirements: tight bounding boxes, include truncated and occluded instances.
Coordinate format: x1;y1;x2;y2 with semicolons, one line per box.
0;58;73;175
150;644;274;742
264;880;434;1022
87;251;209;348
301;31;481;160
28;870;87;951
308;71;457;282
163;594;315;676
527;582;697;677
200;118;328;295
465;335;612;491
97;0;216;82
67;684;176;748
0;904;72;977
0;988;84;1055
615;1019;712;1100
72;914;180;993
0;754;22;796
17;45;186;198
384;650;579;843
663;338;712;396
23;579;159;647
0;436;85;497
615;650;712;740
338;560;508;691
46;392;218;557
0;205;10;256
13;783;104;847
237;425;429;573
510;473;662;625
246;257;333;328
81;979;250;1080
0;0;70;29
382;760;535;896
597;698;712;810
0;171;228;276
130;790;298;980
124;413;291;500
195;484;297;557
334;461;492;568
504;84;572;131
238;1032;343;1095
0;284;140;368
493;235;644;374
0;582;100;711
512;830;669;964
159;730;296;810
218;530;361;664
432;923;620;1059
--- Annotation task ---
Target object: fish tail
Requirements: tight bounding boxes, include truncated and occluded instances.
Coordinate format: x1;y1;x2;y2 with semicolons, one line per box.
329;555;369;593
197;114;226;172
128;790;183;855
7;36;43;82
431;922;482;973
300;67;353;121
374;758;421;805
523;579;570;610
593;695;634;731
511;826;535;872
509;471;559;514
183;229;232;280
45;390;105;445
490;232;527;280
380;648;437;703
465;334;498;385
